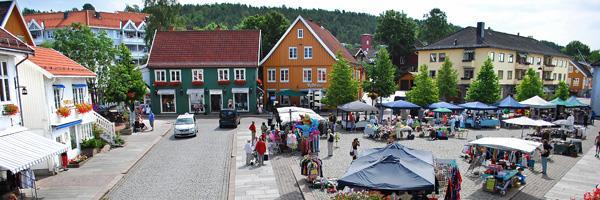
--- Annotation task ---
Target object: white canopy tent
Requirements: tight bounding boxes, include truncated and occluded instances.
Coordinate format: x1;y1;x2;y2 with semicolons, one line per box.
276;106;315;114
520;96;556;109
503;116;554;137
277;106;325;124
469;137;542;153
338;101;378;112
0;127;68;173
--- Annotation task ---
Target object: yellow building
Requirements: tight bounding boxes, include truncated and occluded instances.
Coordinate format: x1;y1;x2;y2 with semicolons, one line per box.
416;22;570;101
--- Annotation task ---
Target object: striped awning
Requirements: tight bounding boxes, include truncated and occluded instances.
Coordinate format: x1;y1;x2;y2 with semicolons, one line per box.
0;129;68;173
157;89;175;95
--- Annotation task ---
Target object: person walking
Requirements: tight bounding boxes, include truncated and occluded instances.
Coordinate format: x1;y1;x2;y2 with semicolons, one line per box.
595;132;600;157
148;111;155;131
256;138;267;166
583;112;589;128
540;140;553;175
249;121;257;141
244;140;254;165
349;112;356;132
261;122;268;135
351;138;360;160
327;129;335;157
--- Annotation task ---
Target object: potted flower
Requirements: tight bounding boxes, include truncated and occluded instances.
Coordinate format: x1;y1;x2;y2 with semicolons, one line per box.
218;80;230;85
191;81;204;86
56;106;71;118
153;82;167;87
234;79;246;86
2;104;19;116
168;82;181;86
75;103;92;114
67;155;89;168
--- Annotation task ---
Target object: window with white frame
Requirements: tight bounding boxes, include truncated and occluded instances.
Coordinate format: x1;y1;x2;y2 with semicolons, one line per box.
317;68;327;83
429;53;437;62
498;70;504;80
499;53;505;62
535;57;541;65
280;68;289;82
304;46;313;59
53;87;63;109
267;69;276;82
507;70;513;80
527;57;533;64
73;87;86;104
154;70;166;82
0;61;10;102
508;54;514;63
573;78;580;86
297;29;304;38
192;69;204;81
489;52;495;61
303;68;312;82
289;47;298;59
234;68;246;80
218;69;229;81
552;59;557;66
170;70;181;82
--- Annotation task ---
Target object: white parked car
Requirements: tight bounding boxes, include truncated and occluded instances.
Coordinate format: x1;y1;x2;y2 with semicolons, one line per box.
174;113;197;138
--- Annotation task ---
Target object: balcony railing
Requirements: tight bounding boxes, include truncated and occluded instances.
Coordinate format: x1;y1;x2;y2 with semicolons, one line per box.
122;37;145;44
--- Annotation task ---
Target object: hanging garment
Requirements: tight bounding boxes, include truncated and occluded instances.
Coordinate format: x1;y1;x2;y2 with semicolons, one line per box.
20;169;35;188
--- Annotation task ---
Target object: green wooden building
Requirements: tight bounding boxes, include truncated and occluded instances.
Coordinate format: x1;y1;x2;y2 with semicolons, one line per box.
146;30;261;114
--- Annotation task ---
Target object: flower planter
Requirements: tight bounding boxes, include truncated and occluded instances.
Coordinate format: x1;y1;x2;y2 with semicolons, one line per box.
81;147;100;157
67;158;89;168
2;104;19;116
153;82;181;87
191;81;204;86
218;80;231;85
234;80;246;86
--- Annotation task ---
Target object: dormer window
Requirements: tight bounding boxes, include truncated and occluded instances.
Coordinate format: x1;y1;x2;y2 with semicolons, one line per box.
297;29;304;38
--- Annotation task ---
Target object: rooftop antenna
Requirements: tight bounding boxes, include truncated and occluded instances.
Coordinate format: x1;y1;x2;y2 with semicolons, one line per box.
576;48;586;63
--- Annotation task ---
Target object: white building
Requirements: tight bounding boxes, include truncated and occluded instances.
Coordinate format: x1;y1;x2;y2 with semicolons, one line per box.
24;10;149;65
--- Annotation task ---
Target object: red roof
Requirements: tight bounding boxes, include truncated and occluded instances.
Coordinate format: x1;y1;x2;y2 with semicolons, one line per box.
304;18;357;64
24;11;148;29
148;30;260;68
0;28;33;53
27;47;95;77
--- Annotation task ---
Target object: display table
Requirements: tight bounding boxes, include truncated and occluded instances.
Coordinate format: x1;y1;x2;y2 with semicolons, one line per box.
553;143;578;157
481;170;519;195
466;119;500;128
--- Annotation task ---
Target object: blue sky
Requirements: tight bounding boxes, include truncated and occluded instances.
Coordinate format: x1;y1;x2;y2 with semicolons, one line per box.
18;0;600;50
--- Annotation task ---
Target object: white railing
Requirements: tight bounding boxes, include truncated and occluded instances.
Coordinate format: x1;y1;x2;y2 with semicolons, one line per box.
93;110;116;138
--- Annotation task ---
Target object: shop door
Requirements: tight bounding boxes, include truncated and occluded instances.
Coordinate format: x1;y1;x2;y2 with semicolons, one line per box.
211;94;222;112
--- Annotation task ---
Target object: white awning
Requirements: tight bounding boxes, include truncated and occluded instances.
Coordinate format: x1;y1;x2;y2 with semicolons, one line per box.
209;89;222;95
469;137;542;153
0;127;68;173
231;88;249;93
186;89;204;95
157;89;175;95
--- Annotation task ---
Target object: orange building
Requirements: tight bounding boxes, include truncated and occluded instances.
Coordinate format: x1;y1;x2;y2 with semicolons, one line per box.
260;16;363;109
568;60;592;97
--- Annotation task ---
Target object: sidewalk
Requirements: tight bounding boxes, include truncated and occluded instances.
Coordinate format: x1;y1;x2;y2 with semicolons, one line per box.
233;131;280;200
34;119;172;200
545;147;600;200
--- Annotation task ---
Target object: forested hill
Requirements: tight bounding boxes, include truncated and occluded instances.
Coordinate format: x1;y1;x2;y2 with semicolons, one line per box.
179;3;377;44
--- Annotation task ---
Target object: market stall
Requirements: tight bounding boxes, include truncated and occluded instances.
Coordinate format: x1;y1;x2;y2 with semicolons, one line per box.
496;96;528;128
429;101;463;110
503;116;554;138
520;95;556;119
466;137;542;195
459;102;499;129
337;101;378;130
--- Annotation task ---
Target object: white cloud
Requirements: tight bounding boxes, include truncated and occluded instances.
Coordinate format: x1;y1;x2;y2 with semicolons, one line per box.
18;0;600;49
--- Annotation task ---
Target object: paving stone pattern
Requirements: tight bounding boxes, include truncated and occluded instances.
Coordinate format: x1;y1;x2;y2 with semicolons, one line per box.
271;125;599;200
545;147;600;199
234;130;281;200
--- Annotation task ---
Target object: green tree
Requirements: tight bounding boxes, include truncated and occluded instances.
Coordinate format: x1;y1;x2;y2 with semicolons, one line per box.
406;65;438;106
201;22;228;30
52;23;117;103
82;3;95;10
143;0;181;45
563;40;590;62
375;10;417;68
362;48;397;105
540;40;564;52
436;59;459;101
553;81;570;100
515;68;544;101
465;58;500;104
237;11;290;57
103;44;147;104
322;53;359;107
124;4;141;12
419;8;452;44
588;50;600;64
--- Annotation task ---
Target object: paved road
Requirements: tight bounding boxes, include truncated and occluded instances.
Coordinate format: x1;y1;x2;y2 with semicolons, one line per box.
107;117;247;200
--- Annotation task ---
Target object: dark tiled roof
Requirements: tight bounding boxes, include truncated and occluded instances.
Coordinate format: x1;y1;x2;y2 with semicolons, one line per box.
0;1;11;22
0;28;33;53
148;30;260;68
418;27;568;57
305;18;357;64
592;60;600;67
572;60;593;77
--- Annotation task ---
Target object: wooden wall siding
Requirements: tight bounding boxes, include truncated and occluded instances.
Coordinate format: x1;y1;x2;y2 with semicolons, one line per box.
568;70;585;92
5;8;34;45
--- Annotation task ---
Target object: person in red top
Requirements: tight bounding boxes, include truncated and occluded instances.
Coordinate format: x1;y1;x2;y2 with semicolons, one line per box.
249;121;257;141
255;138;267;166
595;132;600;158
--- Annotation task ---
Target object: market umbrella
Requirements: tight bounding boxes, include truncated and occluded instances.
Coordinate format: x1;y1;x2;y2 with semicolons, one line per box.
520;96;556;109
428;101;463;110
276;90;306;96
382;100;420;109
496;96;528;109
469;137;542;153
552;119;570;126
338;101;378;112
433;108;452;113
503;116;554;138
458;101;497;110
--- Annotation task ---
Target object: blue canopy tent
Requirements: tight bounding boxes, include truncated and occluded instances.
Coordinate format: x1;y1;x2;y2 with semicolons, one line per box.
458;101;497;110
382;100;421;109
459;102;499;128
428;101;463;110
338;143;435;191
496;96;528;109
566;96;589;107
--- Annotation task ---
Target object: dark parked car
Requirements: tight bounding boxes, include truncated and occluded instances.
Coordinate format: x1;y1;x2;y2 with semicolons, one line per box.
219;109;240;128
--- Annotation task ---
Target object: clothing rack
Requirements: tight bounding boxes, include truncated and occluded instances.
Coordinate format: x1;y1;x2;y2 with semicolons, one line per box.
435;159;461;200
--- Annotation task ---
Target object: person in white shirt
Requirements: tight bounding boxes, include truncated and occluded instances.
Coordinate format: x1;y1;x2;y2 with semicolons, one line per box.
244;140;254;166
567;113;575;130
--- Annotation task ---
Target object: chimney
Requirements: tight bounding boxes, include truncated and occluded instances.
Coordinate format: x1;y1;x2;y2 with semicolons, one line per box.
476;22;485;44
63;12;69;19
517;32;520;36
360;34;373;51
95;11;101;19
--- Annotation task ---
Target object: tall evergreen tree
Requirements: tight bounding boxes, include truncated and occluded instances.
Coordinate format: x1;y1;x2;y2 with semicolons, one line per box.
237;11;290;57
363;48;397;105
465;58;501;104
515;68;544;101
419;8;452;44
323;53;359;107
436;59;458;101
143;0;181;45
553;81;570;100
406;65;438;106
375;10;417;68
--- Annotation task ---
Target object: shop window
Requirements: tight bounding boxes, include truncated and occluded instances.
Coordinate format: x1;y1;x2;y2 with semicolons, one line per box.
190;93;204;113
161;94;175;113
234;92;249;111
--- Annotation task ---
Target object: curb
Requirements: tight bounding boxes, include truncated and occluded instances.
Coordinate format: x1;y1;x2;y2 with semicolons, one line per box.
227;131;237;200
292;166;314;200
97;123;172;200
